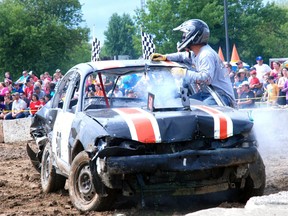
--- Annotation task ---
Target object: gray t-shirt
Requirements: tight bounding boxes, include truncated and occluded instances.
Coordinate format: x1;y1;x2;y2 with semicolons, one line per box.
166;44;235;100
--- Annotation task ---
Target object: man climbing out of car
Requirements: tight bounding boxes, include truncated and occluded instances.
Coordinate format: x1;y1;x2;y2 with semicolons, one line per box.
150;19;235;107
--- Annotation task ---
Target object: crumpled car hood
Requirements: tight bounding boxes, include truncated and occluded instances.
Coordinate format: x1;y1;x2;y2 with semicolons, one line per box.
85;106;253;143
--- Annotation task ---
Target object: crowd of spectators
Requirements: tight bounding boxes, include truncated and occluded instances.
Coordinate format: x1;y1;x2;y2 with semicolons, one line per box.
2;56;287;118
225;56;288;109
0;69;63;120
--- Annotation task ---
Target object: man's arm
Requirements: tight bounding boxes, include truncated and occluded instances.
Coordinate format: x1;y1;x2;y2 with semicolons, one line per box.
238;98;253;105
11;102;17;116
151;51;194;67
166;51;194;65
185;55;215;84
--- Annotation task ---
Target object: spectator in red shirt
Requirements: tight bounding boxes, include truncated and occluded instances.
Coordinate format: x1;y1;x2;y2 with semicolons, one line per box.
28;71;39;83
24;78;34;101
29;94;41;116
249;68;263;98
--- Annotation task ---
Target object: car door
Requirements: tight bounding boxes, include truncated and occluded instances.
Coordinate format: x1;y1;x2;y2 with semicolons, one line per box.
50;71;81;173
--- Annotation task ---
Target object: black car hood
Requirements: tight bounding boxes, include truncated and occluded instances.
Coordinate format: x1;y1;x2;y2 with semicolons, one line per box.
85;105;253;143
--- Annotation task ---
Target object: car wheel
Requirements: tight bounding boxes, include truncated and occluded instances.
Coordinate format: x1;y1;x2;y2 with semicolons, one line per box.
41;144;66;193
238;154;266;202
68;151;116;212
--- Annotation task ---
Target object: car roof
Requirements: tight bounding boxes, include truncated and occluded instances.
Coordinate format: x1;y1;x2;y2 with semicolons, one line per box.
68;59;187;77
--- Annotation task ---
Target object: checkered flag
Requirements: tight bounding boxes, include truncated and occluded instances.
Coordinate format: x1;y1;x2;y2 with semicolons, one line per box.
141;31;155;59
91;36;101;62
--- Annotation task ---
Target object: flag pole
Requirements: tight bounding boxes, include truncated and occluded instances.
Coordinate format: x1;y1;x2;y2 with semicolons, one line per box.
224;0;230;62
91;25;95;62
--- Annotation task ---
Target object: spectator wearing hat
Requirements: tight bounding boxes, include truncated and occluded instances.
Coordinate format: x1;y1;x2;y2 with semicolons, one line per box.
254;56;272;83
248;68;263;98
233;68;248;99
237;81;255;109
234;68;248;88
5;92;27;120
236;60;248;74
263;76;279;106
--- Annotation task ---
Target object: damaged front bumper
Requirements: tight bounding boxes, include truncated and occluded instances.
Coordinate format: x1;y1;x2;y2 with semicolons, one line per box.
97;146;259;175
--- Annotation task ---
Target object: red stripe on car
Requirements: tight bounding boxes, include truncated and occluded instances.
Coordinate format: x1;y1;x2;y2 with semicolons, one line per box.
113;108;159;143
191;105;233;139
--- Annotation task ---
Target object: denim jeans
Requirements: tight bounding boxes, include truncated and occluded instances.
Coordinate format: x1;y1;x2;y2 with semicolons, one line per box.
191;92;231;106
5;112;26;120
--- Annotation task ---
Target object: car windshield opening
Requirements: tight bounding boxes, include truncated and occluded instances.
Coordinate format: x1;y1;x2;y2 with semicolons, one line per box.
83;66;201;110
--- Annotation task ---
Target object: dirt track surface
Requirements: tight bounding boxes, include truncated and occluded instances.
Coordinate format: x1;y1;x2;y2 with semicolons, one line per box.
0;136;288;216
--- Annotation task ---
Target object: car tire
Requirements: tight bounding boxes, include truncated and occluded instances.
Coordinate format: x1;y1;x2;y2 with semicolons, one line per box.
41;144;66;193
68;151;116;212
238;154;266;202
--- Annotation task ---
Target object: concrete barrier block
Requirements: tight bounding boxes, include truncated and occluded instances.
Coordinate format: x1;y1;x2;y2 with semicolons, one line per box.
0;121;3;143
3;118;33;143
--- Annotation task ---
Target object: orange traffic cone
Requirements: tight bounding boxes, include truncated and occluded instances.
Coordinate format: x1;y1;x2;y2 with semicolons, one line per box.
218;47;225;62
230;44;240;63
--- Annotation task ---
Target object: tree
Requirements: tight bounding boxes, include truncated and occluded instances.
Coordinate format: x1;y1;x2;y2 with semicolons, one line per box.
134;0;288;64
103;13;138;59
223;0;288;65
0;0;89;77
135;0;224;54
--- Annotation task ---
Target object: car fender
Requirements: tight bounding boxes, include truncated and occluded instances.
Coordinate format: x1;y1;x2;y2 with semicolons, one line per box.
70;112;109;154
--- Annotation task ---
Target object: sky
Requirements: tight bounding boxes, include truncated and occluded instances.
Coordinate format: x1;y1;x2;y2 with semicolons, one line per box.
79;0;142;43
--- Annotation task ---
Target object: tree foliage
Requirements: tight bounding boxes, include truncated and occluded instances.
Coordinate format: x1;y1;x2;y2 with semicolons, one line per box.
135;0;224;54
103;13;139;59
134;0;288;65
0;0;89;77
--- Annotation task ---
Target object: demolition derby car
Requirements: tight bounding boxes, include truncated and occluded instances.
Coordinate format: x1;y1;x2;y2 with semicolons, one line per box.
27;59;265;212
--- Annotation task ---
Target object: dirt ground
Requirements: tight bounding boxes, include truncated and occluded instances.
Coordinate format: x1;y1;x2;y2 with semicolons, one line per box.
1;135;288;216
